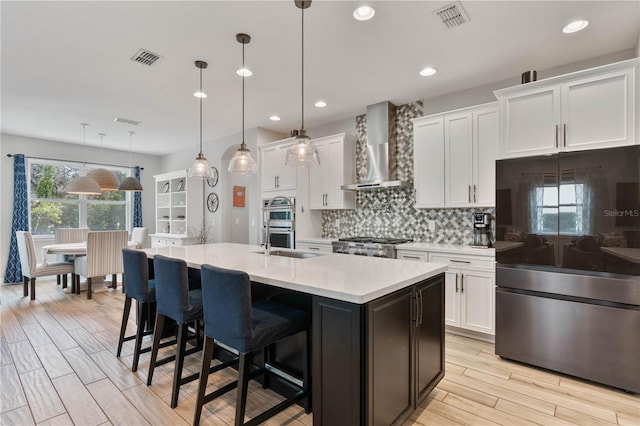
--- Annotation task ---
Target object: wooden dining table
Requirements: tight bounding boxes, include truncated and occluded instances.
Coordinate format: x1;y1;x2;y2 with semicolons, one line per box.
42;241;140;259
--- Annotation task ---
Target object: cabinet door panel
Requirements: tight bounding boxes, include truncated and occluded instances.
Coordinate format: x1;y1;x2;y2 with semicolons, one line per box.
445;113;473;207
501;87;560;158
563;70;634;150
460;270;494;334
367;288;413;425
474;106;498;206
325;139;344;208
415;277;444;405
414;117;445;208
444;270;460;327
261;146;279;191
309;143;326;208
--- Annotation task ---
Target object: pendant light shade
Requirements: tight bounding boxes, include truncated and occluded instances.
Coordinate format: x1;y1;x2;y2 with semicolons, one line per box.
67;123;101;195
188;60;215;179
286;0;320;167
119;131;143;191
228;33;257;175
87;134;119;191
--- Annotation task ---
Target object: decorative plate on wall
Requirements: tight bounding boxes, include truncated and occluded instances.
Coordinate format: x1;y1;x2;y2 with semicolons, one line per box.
162;182;170;193
207;192;219;213
176;179;185;191
207;167;219;187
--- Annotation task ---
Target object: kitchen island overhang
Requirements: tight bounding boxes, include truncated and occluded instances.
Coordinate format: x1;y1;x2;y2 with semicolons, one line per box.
141;243;447;425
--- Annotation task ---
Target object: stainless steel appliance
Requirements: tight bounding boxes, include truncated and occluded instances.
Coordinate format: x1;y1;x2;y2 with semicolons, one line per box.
472;212;494;248
332;237;412;258
495;145;640;393
262;197;295;249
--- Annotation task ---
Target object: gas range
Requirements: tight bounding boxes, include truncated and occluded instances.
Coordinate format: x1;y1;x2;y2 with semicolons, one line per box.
332;237;412;259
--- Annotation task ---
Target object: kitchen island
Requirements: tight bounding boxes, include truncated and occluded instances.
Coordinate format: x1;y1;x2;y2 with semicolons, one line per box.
142;243;447;425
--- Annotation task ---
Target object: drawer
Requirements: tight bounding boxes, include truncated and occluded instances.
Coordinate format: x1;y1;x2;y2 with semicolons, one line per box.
297;242;333;254
396;250;427;262
429;253;494;269
151;237;167;248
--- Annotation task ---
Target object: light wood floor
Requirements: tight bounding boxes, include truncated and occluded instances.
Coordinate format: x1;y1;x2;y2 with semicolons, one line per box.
1;279;638;426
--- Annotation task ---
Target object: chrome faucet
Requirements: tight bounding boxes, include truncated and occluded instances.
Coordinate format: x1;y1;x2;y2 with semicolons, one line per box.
262;195;292;256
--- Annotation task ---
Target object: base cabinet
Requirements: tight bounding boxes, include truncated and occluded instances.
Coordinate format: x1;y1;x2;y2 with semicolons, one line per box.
312;274;444;426
430;253;495;335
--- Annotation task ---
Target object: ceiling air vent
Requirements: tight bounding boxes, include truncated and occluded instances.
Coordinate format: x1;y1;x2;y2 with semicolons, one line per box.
433;2;470;29
130;49;163;67
114;117;142;126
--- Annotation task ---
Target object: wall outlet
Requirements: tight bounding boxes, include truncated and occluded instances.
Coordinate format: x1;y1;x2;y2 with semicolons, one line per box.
335;219;340;228
427;220;436;232
235;217;240;225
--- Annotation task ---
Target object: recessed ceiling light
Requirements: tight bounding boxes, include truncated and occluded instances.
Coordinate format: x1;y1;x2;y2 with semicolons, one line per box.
419;67;437;77
236;67;253;77
353;5;375;21
270;115;281;121
315;101;327;108
193;91;207;98
562;20;589;34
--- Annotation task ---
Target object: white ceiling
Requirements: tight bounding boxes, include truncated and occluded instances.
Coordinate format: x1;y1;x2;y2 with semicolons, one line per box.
2;1;639;156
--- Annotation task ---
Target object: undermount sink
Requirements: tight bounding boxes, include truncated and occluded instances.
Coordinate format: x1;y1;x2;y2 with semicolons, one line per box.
254;250;324;259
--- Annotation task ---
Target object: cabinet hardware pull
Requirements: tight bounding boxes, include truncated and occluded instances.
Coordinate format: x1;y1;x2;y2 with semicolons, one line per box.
468;185;471;203
455;273;459;292
563;123;567;147
451;259;471;264
414;295;420;325
555;124;559;148
308;246;320;250
461;273;464;293
419;289;423;325
403;255;421;260
473;185;477;203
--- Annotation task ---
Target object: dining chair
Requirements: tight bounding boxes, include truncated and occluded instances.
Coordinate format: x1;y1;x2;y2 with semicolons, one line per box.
193;264;311;426
130;227;148;249
74;230;128;299
16;231;74;301
53;227;89;289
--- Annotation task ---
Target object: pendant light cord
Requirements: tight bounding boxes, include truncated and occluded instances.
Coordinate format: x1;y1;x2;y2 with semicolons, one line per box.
301;5;305;131
242;40;246;147
199;66;203;155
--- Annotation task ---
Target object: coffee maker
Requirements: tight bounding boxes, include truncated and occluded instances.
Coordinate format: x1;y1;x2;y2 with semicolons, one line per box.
472;212;494;248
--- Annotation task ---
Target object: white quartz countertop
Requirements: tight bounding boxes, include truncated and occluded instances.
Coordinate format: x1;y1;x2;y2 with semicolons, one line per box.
396;242;495;257
142;243;447;304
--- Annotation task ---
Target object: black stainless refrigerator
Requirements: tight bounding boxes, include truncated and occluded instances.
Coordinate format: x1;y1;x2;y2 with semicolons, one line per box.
495;145;640;393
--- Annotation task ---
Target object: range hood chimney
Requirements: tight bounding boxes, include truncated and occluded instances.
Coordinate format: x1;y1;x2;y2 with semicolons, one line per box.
342;101;412;191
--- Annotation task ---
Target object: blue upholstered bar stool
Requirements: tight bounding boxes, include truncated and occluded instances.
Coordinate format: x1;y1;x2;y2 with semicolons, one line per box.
193;264;311;426
117;249;156;372
147;255;203;408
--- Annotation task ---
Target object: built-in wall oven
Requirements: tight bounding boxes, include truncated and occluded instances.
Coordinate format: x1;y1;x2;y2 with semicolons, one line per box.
262;197;295;249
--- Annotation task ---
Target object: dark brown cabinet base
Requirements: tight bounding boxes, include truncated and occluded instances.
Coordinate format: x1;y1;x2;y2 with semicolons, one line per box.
312;274;445;426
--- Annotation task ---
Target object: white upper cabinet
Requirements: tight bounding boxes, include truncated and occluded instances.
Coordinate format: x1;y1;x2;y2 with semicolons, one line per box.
414;102;497;208
309;133;355;210
412;116;445;208
496;59;639;159
260;139;297;193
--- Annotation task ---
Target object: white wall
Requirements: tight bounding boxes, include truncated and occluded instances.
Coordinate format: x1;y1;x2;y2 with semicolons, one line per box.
161;126;284;245
636;30;640;57
1;133;163;280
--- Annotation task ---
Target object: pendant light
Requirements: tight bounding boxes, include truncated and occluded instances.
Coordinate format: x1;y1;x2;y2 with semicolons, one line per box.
66;123;101;195
285;0;320;167
228;33;258;174
119;131;143;191
187;60;215;179
87;133;120;191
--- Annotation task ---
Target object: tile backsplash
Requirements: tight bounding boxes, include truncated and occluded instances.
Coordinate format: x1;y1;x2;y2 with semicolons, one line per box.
321;100;494;244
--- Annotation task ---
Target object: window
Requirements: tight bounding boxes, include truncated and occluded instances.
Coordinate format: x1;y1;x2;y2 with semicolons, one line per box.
535;183;585;235
28;159;131;235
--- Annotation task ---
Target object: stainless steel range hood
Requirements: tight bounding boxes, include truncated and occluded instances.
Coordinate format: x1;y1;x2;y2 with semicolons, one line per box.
342;101;412;191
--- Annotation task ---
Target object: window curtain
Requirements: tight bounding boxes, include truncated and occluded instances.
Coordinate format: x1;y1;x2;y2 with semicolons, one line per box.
4;154;28;283
516;172;546;234
573;167;602;235
133;166;143;227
